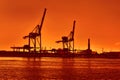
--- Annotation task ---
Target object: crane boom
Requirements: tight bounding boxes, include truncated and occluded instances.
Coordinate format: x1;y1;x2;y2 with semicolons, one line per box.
72;20;76;40
39;8;47;53
23;8;47;53
39;8;47;34
72;20;76;52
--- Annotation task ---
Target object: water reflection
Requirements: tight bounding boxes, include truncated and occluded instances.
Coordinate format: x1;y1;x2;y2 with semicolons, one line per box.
61;58;76;80
22;57;77;79
0;57;120;79
20;57;41;79
86;58;92;79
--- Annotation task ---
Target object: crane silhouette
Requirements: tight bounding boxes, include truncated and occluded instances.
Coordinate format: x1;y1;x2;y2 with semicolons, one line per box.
23;8;47;53
56;20;76;52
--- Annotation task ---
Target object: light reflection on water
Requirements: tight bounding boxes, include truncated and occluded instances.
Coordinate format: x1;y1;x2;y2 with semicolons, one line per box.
0;57;120;80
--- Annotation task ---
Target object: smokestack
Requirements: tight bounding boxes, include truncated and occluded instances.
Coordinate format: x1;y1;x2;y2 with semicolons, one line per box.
88;38;90;50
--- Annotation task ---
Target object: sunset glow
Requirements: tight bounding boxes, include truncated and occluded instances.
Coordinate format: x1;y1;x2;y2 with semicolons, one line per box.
0;0;120;52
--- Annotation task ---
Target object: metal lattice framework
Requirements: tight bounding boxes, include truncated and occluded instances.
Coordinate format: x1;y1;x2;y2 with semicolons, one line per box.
23;8;47;53
56;20;76;52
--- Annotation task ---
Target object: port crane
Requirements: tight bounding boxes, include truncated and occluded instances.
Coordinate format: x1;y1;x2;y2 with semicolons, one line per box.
23;8;47;53
56;20;76;52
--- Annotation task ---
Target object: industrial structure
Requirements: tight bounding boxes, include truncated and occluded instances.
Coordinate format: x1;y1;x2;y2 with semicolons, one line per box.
11;8;47;53
7;9;120;58
56;20;76;52
87;38;92;54
23;8;46;53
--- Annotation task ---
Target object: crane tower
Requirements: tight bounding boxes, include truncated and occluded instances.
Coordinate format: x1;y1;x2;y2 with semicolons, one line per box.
23;8;47;53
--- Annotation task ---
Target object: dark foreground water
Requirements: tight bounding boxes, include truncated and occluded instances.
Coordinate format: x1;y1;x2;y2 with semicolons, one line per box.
0;57;120;80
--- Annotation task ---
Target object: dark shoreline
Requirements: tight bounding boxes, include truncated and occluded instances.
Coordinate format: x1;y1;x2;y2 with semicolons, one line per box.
0;51;120;59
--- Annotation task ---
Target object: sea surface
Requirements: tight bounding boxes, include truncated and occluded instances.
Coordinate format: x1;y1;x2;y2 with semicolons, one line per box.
0;57;120;80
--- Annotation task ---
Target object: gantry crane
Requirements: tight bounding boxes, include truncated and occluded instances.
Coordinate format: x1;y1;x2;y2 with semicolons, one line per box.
23;8;47;53
56;20;76;52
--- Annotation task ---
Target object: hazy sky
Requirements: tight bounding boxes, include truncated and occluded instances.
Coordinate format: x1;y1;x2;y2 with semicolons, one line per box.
0;0;120;52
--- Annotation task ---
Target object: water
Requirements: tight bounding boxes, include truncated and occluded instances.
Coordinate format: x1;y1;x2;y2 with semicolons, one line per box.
0;57;120;80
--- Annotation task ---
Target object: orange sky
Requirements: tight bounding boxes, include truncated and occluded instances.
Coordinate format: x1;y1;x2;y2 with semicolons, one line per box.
0;0;120;52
